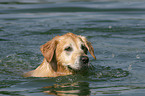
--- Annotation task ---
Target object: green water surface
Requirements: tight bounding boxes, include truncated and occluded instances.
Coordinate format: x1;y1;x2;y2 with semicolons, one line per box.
0;0;145;96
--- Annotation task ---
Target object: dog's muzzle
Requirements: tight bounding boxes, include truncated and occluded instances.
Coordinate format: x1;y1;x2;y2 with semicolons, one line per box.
67;56;89;71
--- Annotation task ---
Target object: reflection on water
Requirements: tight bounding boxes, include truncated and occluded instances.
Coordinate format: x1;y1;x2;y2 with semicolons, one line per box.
43;82;90;96
42;81;145;95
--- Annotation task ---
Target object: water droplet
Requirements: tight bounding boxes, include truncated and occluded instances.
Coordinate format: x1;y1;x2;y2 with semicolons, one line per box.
136;55;140;59
112;54;115;58
128;64;132;71
109;26;112;29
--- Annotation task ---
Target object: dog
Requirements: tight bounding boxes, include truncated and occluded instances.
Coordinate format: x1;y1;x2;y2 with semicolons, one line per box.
24;33;96;77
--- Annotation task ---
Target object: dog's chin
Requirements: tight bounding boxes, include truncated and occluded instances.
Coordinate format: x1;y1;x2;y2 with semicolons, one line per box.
67;64;88;72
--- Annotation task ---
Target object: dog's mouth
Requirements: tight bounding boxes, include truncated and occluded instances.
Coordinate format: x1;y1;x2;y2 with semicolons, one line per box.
67;65;74;70
67;63;89;72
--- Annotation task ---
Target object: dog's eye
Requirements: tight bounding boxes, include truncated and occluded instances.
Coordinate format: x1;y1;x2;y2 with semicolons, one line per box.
81;45;88;54
81;45;87;50
64;46;72;51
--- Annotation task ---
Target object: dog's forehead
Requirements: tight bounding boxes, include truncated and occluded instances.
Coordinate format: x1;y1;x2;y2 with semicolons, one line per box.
58;34;83;46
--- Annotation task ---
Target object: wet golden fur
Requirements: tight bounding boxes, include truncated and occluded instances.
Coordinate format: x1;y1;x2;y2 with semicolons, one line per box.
24;33;96;77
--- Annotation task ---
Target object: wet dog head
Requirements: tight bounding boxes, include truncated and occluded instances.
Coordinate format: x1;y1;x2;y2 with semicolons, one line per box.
40;33;96;72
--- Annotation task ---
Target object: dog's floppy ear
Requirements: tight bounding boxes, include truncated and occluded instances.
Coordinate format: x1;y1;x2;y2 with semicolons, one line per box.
79;36;96;60
40;38;57;63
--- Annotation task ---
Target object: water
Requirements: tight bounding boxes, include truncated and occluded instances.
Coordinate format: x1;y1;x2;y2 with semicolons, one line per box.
0;0;145;95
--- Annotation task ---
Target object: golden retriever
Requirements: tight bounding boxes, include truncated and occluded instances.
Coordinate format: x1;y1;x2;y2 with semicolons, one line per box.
24;33;96;77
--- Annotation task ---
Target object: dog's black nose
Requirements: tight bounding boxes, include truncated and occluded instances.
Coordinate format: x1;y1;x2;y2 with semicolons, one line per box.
80;56;89;64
